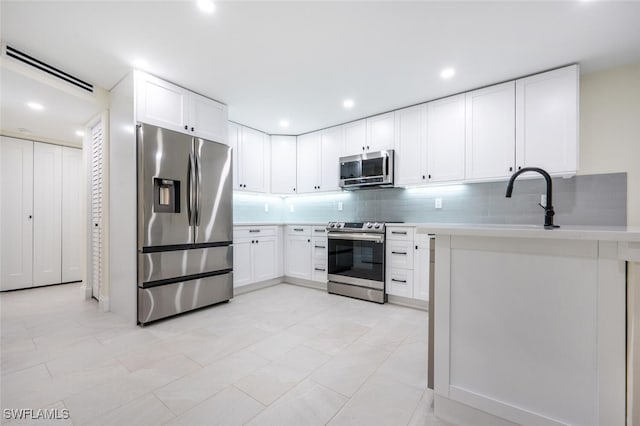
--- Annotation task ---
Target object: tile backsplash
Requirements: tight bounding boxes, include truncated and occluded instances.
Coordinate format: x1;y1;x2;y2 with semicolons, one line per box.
233;172;627;226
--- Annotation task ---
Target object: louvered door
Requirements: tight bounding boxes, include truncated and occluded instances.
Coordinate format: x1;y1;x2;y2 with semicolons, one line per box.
90;122;105;299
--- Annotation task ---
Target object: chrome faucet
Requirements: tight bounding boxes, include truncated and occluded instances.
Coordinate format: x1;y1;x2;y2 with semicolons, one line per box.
505;167;559;229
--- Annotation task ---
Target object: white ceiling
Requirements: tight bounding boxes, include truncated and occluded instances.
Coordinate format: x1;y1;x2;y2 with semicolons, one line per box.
1;1;640;137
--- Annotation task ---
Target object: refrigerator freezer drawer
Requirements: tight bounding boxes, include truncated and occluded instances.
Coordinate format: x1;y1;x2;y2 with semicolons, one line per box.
138;272;233;324
139;245;232;285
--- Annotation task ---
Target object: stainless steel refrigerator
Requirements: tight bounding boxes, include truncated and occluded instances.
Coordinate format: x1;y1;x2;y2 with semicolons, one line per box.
136;123;233;325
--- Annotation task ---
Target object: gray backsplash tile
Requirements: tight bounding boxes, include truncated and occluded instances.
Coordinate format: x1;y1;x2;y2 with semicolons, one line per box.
233;173;627;226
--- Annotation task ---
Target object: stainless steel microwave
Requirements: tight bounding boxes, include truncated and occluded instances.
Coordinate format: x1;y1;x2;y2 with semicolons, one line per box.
339;150;394;190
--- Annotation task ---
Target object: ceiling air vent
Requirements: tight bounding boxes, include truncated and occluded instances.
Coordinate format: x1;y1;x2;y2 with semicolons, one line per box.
3;44;94;93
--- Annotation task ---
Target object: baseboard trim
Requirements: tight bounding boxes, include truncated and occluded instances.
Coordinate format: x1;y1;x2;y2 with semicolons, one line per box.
387;294;428;311
234;277;284;295
99;296;110;312
283;276;327;291
81;283;93;300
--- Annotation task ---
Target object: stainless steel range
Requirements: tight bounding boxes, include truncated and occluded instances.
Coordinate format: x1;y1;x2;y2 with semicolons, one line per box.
326;222;387;303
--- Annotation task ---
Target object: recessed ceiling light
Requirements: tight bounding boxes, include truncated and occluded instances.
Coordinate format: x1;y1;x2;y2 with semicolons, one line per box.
440;68;456;79
133;58;148;69
197;0;215;13
279;120;290;128
27;102;44;111
75;130;85;137
343;99;355;109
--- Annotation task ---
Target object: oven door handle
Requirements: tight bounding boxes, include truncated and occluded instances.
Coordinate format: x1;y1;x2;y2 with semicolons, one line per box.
327;232;384;242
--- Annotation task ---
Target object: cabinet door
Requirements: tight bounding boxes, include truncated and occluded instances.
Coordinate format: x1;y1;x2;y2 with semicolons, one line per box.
413;235;430;301
271;136;297;194
188;92;227;144
0;137;34;290
426;94;466;183
366;112;395;152
386;268;414;298
228;122;240;189
62;147;83;283
395;104;428;186
465;82;516;181
239;127;266;192
284;235;311;280
515;65;578;175
320;126;343;192
296;132;321;193
136;71;187;133
343;119;367;155
33;142;62;286
233;239;253;287
253;237;277;282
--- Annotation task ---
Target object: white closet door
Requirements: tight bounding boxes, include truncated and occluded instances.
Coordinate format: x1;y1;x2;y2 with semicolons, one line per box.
90;122;105;299
62;147;83;282
33;142;62;286
0;137;34;290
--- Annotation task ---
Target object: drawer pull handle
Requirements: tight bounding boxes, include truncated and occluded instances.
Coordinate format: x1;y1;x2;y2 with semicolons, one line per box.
314;229;325;232
391;231;407;235
391;251;407;255
294;228;304;231
314;245;326;249
391;278;407;283
314;267;326;271
249;229;261;233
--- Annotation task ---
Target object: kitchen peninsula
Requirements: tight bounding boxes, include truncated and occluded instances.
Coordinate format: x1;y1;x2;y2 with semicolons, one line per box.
418;224;640;425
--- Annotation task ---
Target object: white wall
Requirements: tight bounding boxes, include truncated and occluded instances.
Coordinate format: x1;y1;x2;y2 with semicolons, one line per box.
579;61;640;226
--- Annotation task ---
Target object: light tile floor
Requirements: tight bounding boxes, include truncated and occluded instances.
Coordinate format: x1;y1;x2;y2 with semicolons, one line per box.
1;282;451;425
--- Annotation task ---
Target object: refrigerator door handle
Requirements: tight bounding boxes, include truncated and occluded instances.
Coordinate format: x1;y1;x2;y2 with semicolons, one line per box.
195;150;201;226
187;151;196;226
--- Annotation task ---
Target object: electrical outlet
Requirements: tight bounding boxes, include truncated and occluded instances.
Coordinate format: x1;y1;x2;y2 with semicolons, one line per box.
435;198;443;209
338;201;343;211
541;194;547;207
264;203;269;212
289;204;295;213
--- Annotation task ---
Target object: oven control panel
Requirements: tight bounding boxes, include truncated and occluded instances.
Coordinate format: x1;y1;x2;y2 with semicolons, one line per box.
327;222;386;233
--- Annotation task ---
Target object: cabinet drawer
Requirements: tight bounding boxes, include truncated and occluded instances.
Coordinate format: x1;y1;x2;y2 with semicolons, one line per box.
386;226;414;241
386;240;414;270
312;262;328;283
386;268;414;298
287;225;311;236
234;226;277;239
312;225;328;236
312;237;328;260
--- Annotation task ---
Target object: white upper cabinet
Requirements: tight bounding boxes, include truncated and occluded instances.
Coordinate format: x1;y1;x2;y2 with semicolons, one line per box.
0;137;34;291
366;112;396;152
426;94;466;183
465;81;516;181
228;122;240;188
188;91;228;144
320;126;343;192
136;72;186;133
271;136;297;194
515;65;579;175
343;119;367;155
135;71;227;142
237;126;269;193
343;115;395;156
395;104;428;186
297;132;322;193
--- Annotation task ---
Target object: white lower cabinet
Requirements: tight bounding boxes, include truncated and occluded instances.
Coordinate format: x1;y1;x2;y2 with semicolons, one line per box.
284;226;312;280
385;226;429;302
233;226;279;288
1;137;83;291
284;225;328;282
